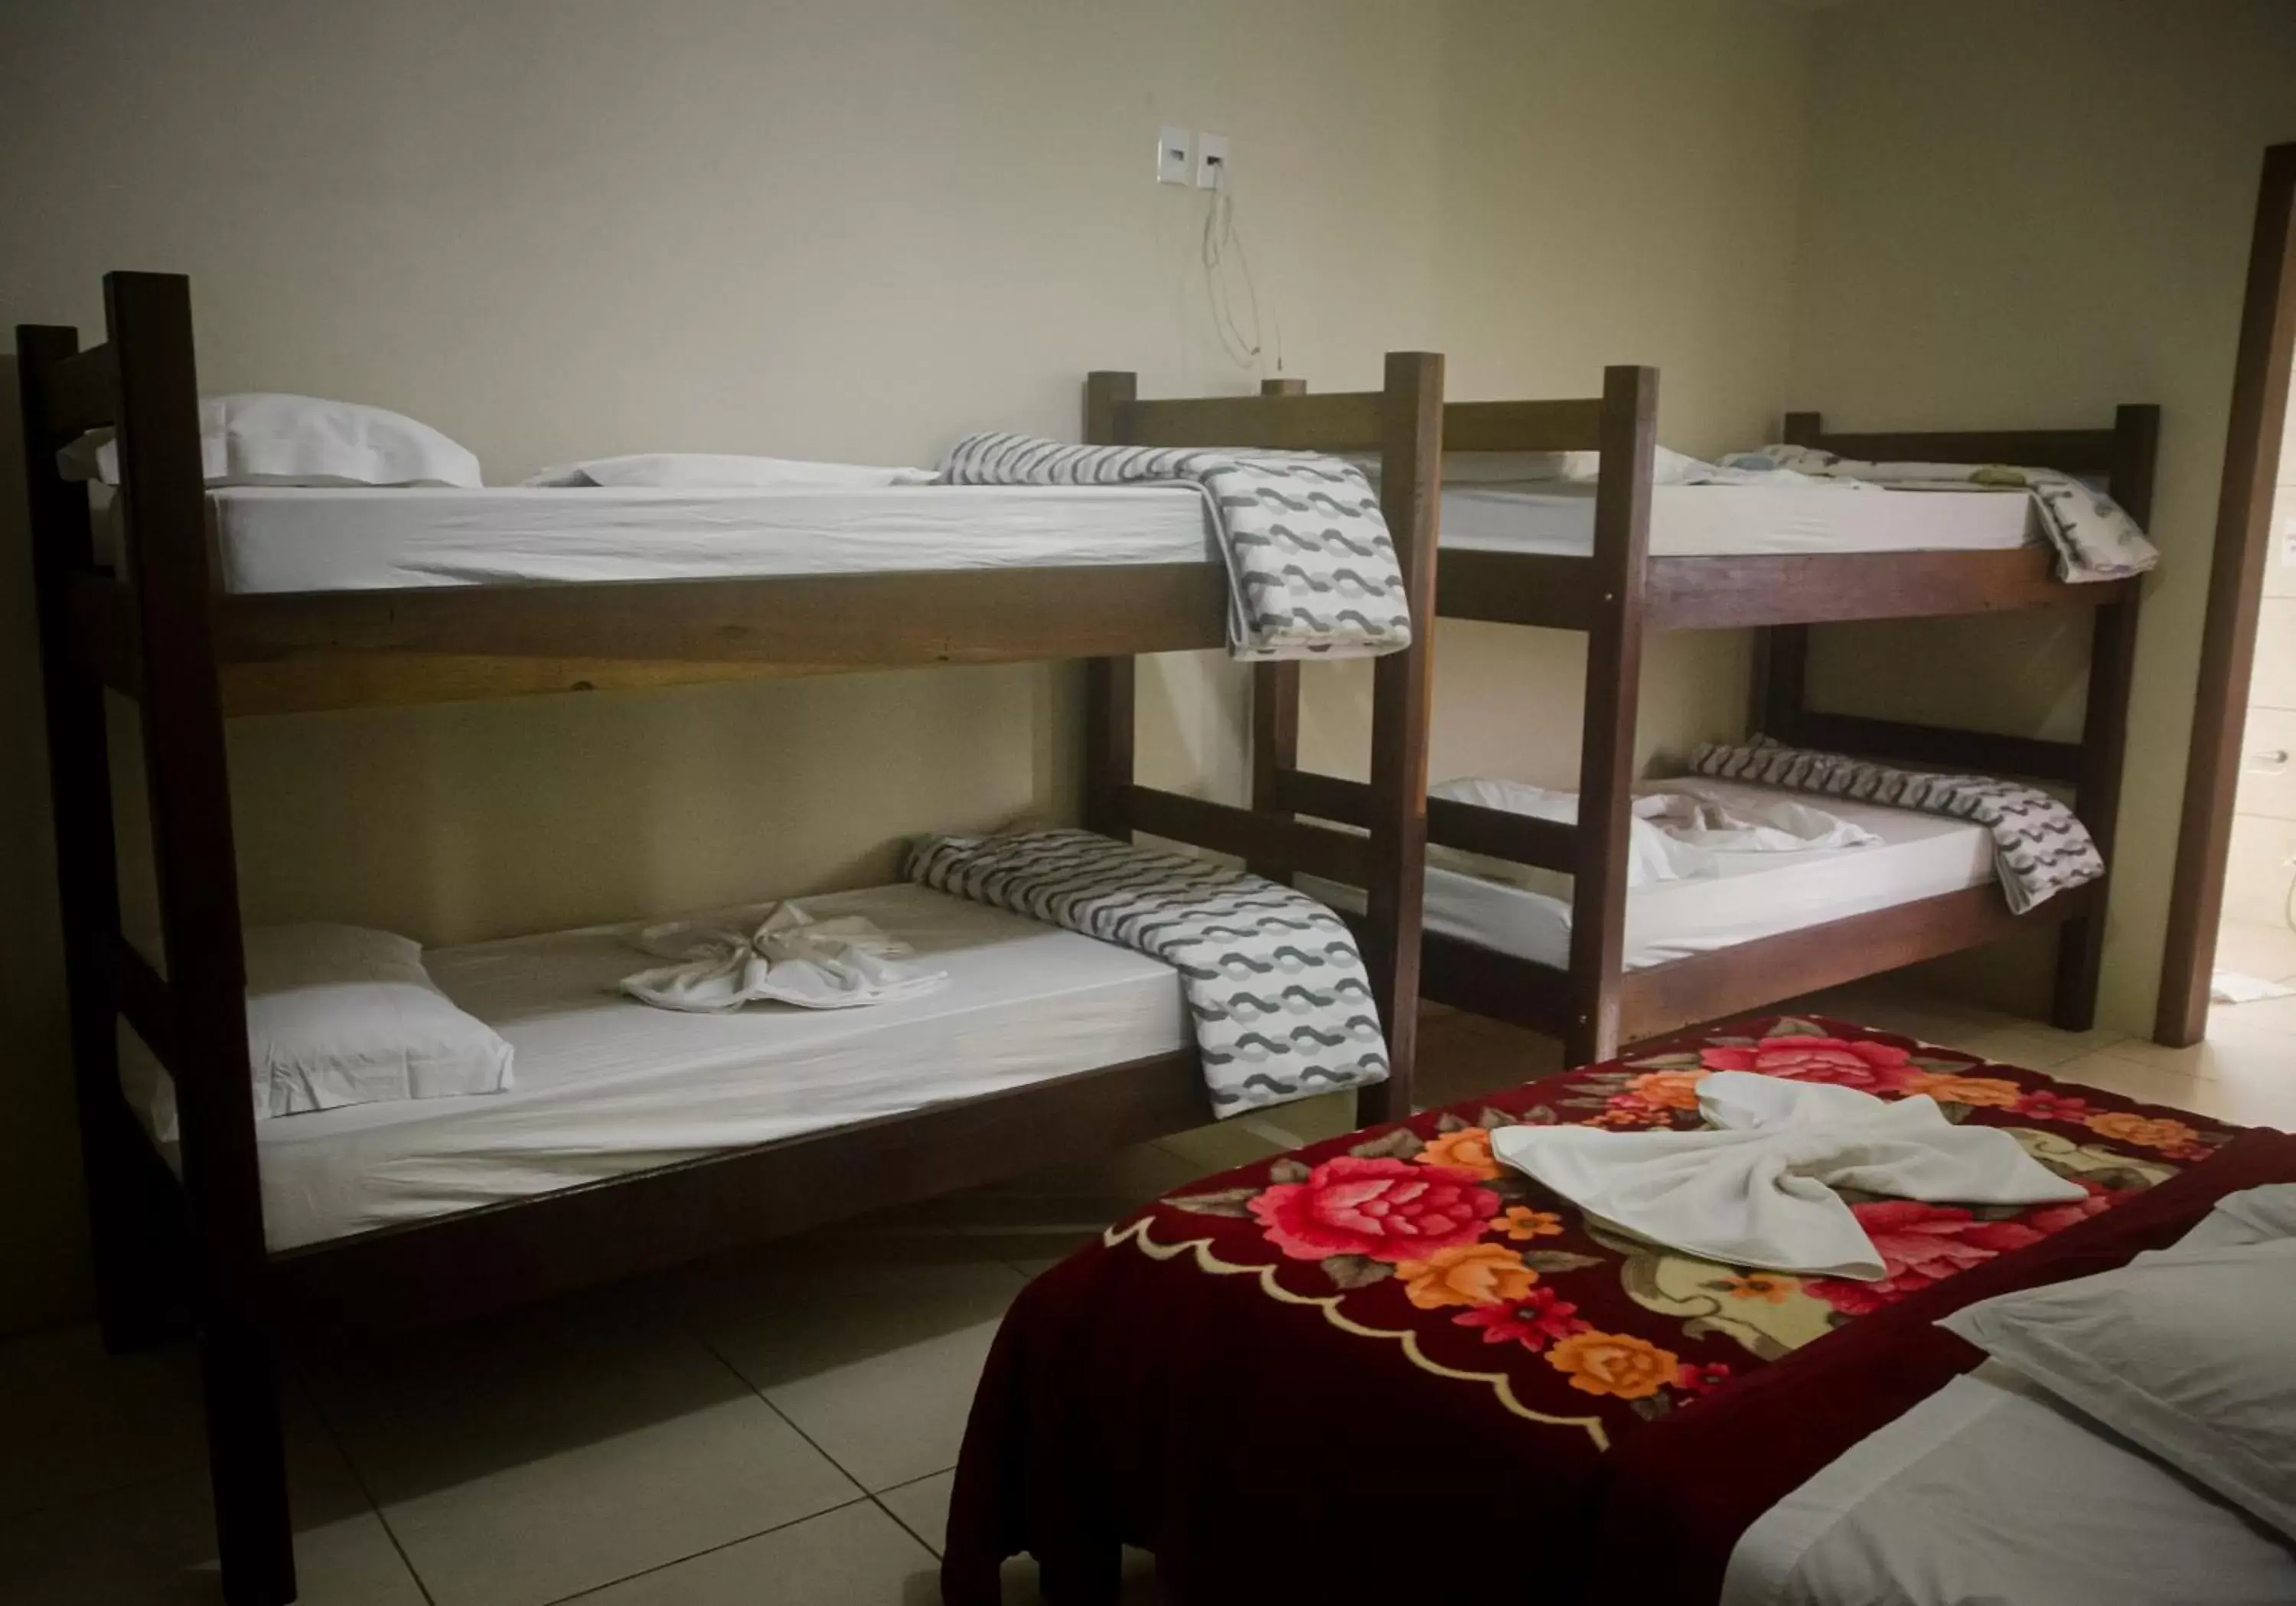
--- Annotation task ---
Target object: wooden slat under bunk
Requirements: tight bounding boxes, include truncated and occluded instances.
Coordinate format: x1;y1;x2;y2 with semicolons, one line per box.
207;562;1232;716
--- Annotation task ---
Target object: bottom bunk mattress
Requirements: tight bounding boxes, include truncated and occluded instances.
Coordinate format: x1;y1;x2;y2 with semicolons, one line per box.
1316;776;2000;971
942;1014;2290;1606
124;883;1189;1250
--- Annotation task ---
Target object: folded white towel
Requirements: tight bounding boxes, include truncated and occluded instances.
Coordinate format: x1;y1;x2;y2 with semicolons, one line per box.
619;903;949;1013
1489;1071;2086;1280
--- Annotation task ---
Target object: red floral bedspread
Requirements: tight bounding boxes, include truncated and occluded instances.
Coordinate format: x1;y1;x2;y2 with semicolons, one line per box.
942;1015;2291;1606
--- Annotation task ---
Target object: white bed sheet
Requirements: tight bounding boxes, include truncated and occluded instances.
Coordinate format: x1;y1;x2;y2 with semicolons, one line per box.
202;477;2036;596
1440;480;2038;559
1307;779;1996;972
207;482;1220;594
1721;1361;2296;1606
124;883;1189;1249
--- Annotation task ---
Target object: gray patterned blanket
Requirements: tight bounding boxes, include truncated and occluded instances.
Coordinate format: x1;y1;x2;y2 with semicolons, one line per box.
907;827;1389;1115
1689;737;2103;914
938;433;1411;660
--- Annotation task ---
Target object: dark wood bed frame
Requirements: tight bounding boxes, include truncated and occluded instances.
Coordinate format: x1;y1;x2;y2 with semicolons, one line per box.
1253;367;2158;1065
15;273;1442;1604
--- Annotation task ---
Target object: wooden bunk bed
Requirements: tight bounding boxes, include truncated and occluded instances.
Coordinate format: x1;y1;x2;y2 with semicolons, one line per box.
16;271;1443;1606
1250;365;2158;1066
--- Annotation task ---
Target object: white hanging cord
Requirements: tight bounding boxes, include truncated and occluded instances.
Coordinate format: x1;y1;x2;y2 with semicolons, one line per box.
1201;161;1283;375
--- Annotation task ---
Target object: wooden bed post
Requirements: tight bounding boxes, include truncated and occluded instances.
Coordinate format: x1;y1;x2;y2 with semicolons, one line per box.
103;273;296;1605
1357;352;1443;1122
1567;366;1658;1066
1755;411;1826;746
1081;371;1138;840
2053;403;2158;1030
1250;378;1306;881
17;325;188;1351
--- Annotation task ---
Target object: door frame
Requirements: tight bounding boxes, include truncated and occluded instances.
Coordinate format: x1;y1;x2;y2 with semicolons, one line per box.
2156;142;2296;1045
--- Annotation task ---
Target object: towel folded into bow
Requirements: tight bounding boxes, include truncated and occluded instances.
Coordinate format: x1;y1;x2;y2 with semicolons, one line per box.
619;903;949;1013
1489;1071;2086;1279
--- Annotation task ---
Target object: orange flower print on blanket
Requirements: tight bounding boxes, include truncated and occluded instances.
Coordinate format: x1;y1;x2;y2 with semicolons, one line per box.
1397;1243;1538;1311
1545;1330;1680;1401
2084;1111;2204;1154
1901;1072;2024;1108
1719;1271;1799;1304
1497;1206;1566;1242
1624;1069;1708;1111
1415;1128;1503;1180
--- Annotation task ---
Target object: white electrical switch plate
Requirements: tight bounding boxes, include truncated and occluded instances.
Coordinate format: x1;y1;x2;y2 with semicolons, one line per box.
1195;131;1230;188
1156;126;1191;185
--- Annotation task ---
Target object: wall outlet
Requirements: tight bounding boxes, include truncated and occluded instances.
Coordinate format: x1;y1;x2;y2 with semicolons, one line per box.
1195;131;1230;189
1156;125;1191;185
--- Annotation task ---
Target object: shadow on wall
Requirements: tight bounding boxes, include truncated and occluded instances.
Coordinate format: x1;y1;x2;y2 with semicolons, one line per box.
0;354;99;1334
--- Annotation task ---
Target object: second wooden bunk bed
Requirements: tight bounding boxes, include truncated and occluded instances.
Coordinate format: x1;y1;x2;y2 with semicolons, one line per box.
20;273;1444;1605
1251;364;2157;1066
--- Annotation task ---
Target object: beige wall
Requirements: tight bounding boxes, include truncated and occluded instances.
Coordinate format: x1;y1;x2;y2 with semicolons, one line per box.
1786;0;2296;1023
0;0;1814;1333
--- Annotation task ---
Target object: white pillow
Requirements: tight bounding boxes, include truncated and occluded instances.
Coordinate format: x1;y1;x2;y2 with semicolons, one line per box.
59;393;482;489
1430;776;1707;887
523;452;937;488
245;923;513;1118
1352;446;1715;485
1939;1239;2296;1543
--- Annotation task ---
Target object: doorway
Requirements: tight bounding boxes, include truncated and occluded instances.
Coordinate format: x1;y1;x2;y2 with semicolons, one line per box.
2157;143;2296;1045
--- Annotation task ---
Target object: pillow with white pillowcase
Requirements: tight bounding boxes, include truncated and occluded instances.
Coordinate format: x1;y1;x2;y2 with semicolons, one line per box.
1938;1237;2296;1544
59;393;482;489
1351;446;1717;485
523;452;937;488
245;923;513;1118
1428;776;1709;893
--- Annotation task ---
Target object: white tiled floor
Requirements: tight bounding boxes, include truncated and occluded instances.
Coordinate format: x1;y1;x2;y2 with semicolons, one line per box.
2;995;2289;1605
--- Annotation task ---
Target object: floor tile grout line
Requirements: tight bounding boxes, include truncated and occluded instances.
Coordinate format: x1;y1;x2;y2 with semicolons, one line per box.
675;1307;877;1501
536;1493;879;1604
296;1363;442;1606
869;1488;947;1560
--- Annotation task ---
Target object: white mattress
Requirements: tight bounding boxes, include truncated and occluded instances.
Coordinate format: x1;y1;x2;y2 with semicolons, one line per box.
125;884;1189;1249
203;477;2034;596
207;482;1219;594
1721;1361;2296;1606
1440;480;2039;559
1306;779;1996;972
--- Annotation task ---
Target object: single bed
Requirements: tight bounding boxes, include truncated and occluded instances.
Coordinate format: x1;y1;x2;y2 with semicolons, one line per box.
1720;1360;2296;1606
941;1014;2293;1606
123;884;1190;1250
1309;776;1998;974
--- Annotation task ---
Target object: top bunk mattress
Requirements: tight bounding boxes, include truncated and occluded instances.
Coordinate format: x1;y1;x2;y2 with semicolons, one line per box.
125;883;1190;1249
201;475;2040;596
205;482;1221;594
1440;480;2040;560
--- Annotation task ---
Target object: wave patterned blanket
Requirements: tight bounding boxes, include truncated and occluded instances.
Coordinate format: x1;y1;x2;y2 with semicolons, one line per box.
1691;736;2103;913
1718;443;2157;583
938;433;1411;661
907;827;1389;1115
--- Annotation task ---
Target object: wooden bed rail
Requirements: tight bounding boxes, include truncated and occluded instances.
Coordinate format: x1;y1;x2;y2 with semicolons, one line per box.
18;273;296;1602
1272;767;1578;873
35;341;119;442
